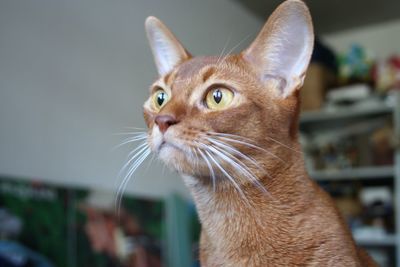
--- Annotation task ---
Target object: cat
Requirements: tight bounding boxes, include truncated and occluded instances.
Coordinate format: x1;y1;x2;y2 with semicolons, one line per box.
141;0;378;266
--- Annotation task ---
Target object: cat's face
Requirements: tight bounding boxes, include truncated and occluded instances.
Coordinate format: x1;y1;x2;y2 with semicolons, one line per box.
143;0;314;187
144;56;275;179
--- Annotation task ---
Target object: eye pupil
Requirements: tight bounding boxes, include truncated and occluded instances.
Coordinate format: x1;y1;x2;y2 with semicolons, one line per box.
213;89;223;104
157;92;166;106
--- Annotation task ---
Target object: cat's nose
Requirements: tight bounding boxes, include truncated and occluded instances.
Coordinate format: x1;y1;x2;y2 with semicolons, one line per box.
155;115;178;134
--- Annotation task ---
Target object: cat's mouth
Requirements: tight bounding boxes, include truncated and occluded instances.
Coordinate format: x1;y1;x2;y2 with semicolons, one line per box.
157;139;186;154
158;140;175;152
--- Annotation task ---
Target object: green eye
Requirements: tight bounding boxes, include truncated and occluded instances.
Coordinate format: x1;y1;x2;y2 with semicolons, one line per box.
153;89;169;110
205;88;234;110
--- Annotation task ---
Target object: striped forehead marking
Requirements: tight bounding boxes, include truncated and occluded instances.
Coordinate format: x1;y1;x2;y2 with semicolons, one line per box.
175;56;218;80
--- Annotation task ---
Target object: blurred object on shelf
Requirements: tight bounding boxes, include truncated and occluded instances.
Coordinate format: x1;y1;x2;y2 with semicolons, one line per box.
301;64;334;111
365;248;390;267
335;194;362;225
326;84;371;104
322;182;395;237
371;126;395;166
301;39;337;111
303;117;393;171
338;44;374;85
359;187;394;234
373;55;400;92
324;93;388;113
323;83;387;113
311;138;360;170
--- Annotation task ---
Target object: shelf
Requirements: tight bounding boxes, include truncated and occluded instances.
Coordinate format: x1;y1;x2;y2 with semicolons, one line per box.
300;105;393;124
309;166;394;181
355;235;398;247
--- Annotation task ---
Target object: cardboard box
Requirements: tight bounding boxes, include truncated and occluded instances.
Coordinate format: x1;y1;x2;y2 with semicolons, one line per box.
301;63;336;111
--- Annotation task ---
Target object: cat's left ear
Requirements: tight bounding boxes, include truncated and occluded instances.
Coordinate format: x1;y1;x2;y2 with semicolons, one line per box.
242;0;314;98
145;16;190;76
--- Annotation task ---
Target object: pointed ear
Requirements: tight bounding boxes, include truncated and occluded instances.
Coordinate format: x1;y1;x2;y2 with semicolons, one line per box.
243;0;314;98
145;16;190;76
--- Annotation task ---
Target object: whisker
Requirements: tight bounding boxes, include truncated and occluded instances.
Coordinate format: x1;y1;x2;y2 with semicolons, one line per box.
217;34;251;64
264;136;302;154
123;127;146;130
118;142;148;179
206;137;275;183
197;148;217;192
206;137;264;171
203;149;248;203
189;147;200;172
210;131;300;154
117;146;148;191
204;133;285;163
115;147;151;216
216;31;233;65
145;152;156;173
113;131;147;136
206;144;269;196
113;135;147;150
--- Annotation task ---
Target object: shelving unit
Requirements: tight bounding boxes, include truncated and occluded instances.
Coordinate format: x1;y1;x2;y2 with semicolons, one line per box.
310;166;394;181
300;105;393;124
356;235;397;247
300;93;400;267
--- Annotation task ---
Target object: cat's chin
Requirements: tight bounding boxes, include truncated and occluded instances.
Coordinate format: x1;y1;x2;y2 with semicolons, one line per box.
157;143;205;177
158;143;180;161
158;143;192;171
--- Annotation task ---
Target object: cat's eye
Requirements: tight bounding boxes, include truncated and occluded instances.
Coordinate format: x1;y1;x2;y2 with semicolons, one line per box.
153;89;169;110
205;87;234;110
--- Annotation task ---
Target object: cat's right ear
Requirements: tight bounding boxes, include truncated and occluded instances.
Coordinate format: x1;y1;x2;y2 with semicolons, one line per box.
145;16;190;76
242;0;314;98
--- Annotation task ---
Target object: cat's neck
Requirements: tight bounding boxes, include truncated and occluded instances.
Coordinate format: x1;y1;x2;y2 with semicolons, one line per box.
184;154;314;214
182;139;317;251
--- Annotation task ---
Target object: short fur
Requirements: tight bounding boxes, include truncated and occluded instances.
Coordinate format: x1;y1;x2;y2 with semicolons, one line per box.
143;1;377;266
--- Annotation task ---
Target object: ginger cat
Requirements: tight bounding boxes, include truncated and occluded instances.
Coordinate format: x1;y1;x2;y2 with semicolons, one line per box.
142;0;377;266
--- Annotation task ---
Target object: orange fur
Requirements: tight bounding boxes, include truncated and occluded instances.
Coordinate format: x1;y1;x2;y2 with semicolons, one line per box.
143;1;377;266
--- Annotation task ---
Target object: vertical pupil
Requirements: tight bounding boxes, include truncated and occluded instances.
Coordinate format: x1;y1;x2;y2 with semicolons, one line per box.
213;89;223;104
157;92;165;106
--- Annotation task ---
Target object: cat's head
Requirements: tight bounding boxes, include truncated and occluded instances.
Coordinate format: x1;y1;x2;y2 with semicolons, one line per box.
143;0;314;187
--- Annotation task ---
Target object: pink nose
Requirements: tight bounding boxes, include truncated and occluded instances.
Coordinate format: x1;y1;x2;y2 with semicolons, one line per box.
155;115;178;133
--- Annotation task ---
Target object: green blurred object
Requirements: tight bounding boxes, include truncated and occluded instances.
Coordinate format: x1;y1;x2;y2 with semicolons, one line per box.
338;44;374;85
165;194;192;267
0;177;166;267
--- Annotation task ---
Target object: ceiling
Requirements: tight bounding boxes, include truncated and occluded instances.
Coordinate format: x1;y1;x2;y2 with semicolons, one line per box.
233;0;400;34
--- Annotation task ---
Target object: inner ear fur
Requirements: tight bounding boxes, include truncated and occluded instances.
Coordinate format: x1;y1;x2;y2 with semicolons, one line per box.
145;16;191;76
242;0;314;98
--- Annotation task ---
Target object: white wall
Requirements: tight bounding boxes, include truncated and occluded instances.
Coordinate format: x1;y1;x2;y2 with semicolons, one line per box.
0;0;262;199
323;19;400;59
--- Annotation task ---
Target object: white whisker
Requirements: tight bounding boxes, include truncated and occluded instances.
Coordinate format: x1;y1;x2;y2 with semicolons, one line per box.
113;131;147;136
123;127;146;130
206;138;264;171
216;31;233;65
217;34;251;64
118;142;149;177
115;147;151;216
113;134;147;150
264;135;302;154
197;148;217;192
206;144;269;196
210;131;300;154
203;149;248;203
206;133;285;163
145;152;156;173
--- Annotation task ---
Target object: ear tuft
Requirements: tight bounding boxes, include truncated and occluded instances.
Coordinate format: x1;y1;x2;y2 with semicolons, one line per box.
243;0;314;98
145;16;190;76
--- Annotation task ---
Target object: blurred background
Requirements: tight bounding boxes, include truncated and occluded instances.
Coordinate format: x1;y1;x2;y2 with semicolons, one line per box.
0;0;400;266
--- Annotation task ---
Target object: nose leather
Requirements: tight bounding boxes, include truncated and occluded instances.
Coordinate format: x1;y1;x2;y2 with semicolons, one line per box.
155;115;178;133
